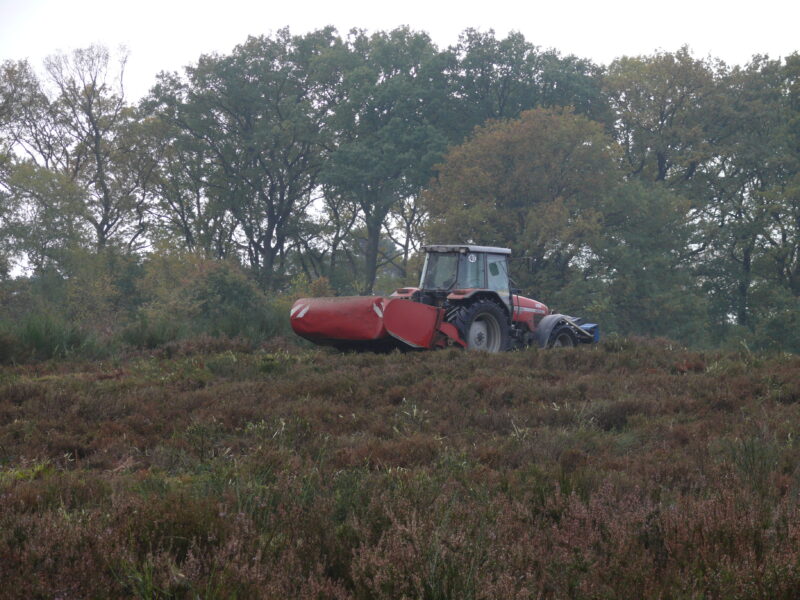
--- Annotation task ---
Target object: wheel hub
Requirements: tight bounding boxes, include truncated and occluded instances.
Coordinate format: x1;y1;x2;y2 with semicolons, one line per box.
468;321;488;349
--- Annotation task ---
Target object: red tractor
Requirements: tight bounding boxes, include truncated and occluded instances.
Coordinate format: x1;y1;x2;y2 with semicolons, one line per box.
290;244;598;352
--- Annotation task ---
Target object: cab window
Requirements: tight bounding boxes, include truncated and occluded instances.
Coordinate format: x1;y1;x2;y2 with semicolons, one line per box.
486;254;509;295
420;252;459;289
459;253;485;288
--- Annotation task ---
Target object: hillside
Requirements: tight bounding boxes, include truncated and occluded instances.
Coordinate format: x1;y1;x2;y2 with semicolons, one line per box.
2;339;800;598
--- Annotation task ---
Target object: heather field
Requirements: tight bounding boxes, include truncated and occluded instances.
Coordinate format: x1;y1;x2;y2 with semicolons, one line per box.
3;338;800;599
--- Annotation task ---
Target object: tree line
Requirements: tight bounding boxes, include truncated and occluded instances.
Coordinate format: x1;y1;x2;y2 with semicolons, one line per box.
1;27;799;351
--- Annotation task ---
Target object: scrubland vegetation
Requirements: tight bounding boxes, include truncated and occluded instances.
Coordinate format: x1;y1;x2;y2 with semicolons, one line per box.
0;255;303;365
3;338;800;598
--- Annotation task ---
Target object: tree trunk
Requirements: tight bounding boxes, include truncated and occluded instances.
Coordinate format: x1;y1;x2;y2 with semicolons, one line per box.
329;240;340;281
362;216;381;295
736;247;752;327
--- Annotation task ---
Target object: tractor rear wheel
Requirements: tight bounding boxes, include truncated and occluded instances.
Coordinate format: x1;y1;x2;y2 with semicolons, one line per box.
450;300;510;352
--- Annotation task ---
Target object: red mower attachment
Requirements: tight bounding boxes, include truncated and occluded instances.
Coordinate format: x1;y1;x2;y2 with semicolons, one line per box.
290;296;466;352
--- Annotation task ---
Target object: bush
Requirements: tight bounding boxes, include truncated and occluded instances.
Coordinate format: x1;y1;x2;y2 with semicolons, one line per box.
126;254;296;348
0;252;305;361
0;328;19;364
12;312;101;361
120;312;184;349
187;263;286;341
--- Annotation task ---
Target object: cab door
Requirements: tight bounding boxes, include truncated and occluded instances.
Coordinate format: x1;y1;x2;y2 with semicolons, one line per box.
486;253;511;309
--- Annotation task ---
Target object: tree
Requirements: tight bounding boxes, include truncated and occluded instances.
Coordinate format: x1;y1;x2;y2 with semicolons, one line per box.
604;47;721;185
144;116;237;259
0;158;11;280
322;27;449;294
2;162;87;271
443;29;613;142
386;193;426;280
691;56;796;331
424;107;619;301
589;181;709;342
1;48;152;256
44;48;152;251
285;183;360;290
766;53;800;299
146;28;340;288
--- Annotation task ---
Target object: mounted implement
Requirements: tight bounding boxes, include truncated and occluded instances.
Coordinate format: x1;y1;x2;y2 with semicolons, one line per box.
290;245;599;352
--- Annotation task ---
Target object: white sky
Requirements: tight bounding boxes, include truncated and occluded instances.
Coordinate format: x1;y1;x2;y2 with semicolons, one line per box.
1;0;799;100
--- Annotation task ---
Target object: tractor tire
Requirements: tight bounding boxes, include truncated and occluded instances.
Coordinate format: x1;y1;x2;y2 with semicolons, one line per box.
549;325;577;348
449;300;510;353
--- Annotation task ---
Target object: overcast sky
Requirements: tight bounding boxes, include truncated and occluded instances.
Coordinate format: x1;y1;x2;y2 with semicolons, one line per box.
1;0;798;100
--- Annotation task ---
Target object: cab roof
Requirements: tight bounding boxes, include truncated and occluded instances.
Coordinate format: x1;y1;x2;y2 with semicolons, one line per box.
423;244;511;255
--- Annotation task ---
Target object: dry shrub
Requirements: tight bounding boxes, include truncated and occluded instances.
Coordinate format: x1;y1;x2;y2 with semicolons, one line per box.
333;434;438;469
156;334;255;358
590;398;649;431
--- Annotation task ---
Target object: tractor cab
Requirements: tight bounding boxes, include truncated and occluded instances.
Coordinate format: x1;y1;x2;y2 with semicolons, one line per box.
417;245;512;310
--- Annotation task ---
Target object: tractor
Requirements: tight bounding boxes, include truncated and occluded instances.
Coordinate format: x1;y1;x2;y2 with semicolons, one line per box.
290;244;598;352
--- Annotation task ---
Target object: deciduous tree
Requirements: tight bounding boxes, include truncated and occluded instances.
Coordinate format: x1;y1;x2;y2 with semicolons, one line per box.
424;107;619;299
605;47;721;184
1;48;152;257
323;27;449;294
146;28;340;288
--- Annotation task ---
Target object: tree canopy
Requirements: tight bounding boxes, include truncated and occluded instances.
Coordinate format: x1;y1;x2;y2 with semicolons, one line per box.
1;29;799;350
424;108;618;295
